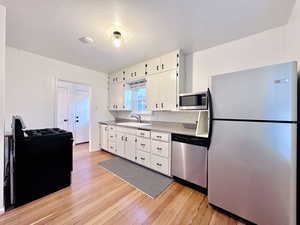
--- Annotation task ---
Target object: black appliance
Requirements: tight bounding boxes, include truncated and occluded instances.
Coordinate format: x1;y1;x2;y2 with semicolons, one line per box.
4;116;73;210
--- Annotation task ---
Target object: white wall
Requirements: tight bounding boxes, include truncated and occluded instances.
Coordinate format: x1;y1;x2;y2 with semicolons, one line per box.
0;4;6;213
5;47;113;152
285;0;300;63
185;26;287;93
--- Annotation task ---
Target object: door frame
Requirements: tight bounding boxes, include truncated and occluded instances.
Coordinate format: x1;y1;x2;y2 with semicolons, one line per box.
54;78;92;148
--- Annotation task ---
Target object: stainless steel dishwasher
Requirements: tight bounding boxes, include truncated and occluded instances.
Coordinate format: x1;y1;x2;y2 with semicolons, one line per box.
171;134;208;188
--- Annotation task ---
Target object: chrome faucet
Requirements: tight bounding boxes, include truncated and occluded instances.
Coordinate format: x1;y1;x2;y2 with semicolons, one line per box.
130;113;142;123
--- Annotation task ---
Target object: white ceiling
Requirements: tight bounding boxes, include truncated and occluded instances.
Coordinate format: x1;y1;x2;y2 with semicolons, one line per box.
0;0;296;73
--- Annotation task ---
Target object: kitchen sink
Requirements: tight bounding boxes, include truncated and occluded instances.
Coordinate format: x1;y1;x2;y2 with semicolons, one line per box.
116;122;152;127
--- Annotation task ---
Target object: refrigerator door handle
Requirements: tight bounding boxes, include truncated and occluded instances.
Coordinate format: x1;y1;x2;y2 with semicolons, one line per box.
207;88;213;149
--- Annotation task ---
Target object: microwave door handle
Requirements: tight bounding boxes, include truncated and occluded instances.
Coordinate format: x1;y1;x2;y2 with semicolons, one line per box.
207;88;213;149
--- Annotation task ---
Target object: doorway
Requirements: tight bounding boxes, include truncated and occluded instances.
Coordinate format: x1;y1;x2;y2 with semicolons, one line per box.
56;80;90;145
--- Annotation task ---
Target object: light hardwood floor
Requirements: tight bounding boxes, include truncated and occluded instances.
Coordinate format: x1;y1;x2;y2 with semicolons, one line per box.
0;144;246;225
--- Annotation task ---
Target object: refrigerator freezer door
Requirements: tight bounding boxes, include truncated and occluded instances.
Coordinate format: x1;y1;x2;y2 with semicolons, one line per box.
210;62;297;121
208;120;297;225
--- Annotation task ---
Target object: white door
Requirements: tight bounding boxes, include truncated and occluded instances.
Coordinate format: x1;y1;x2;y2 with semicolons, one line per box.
116;132;125;157
116;82;125;110
73;90;90;144
124;135;136;161
161;51;178;71
57;87;71;131
146;57;161;75
100;125;108;150
146;75;161;111
160;70;177;111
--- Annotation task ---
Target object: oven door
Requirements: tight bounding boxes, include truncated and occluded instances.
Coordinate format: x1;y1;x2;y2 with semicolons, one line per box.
179;92;208;110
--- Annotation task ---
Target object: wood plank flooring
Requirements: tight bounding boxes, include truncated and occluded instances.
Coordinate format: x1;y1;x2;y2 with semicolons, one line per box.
0;144;246;225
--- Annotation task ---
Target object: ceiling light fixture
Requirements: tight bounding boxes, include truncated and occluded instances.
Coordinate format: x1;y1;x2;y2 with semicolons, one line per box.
113;31;122;48
78;36;94;44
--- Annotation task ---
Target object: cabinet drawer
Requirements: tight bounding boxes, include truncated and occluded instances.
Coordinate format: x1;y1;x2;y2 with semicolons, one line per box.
151;154;169;175
108;132;116;141
151;140;169;158
151;131;170;142
136;130;150;138
136;151;150;167
136;137;150;152
108;142;116;153
108;125;116;132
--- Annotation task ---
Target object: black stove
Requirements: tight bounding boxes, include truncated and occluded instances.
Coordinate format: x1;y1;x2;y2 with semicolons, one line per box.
4;116;74;210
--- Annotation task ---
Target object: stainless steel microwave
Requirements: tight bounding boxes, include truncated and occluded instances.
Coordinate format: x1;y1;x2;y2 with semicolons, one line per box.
179;91;208;110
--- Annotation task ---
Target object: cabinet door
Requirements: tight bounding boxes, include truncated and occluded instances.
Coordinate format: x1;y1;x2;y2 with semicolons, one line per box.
161;51;179;72
146;75;161;111
160;70;177;111
124;135;136;161
109;83;117;110
127;65;136;81
100;125;108;150
116;69;126;82
135;63;146;79
115;82;125;110
146;57;161;75
116;132;125;157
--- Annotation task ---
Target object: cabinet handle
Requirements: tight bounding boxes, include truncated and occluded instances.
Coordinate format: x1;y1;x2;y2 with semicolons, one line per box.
125;137;128;141
162;64;164;70
140;133;145;136
156;135;162;139
64;119;68;122
156;65;159;71
141;157;145;160
135;72;137;76
156;163;162;167
110;135;114;138
157;147;162;150
121;136;124;141
141;143;145;147
156;104;158;109
161;103;164;108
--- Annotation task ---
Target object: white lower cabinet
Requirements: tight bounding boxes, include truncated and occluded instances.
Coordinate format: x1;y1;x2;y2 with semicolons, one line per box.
108;142;116;153
151;140;169;158
100;124;108;150
151;154;169;175
136;150;150;167
102;124;171;176
136;137;150;152
124;134;137;161
115;132;125;157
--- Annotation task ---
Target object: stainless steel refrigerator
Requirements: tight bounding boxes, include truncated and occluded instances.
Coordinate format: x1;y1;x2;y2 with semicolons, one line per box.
208;62;297;225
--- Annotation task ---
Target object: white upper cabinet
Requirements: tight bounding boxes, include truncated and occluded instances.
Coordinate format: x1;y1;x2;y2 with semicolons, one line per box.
160;70;177;111
108;49;184;111
109;82;128;110
145;57;161;75
160;50;179;72
146;74;161;111
146;70;177;111
127;63;146;81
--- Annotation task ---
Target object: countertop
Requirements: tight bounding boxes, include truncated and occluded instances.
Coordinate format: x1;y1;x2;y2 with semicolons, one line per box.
99;120;209;138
